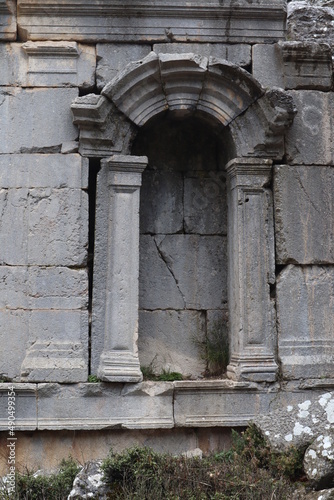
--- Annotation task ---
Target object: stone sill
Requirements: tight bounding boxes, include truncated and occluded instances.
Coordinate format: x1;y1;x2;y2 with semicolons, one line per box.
1;380;334;431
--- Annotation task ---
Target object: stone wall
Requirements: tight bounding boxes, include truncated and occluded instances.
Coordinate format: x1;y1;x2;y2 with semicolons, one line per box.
0;0;334;473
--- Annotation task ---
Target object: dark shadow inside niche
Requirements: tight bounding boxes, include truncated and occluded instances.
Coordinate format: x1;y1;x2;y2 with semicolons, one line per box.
132;112;230;379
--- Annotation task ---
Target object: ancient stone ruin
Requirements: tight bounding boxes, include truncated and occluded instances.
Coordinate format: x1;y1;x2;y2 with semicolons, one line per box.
0;0;334;475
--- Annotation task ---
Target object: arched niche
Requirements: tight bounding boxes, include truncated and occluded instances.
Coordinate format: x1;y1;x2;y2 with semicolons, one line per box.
71;52;296;383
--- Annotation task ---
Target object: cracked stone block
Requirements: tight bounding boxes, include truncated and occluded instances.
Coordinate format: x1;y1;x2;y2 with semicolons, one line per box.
139;235;184;310
0;188;88;266
140;169;183;234
285;91;334;165
274;165;334;264
0;87;78;154
0;310;29;380
96;43;151;90
154;43;251;68
156;235;227;309
184;171;227;235
37;382;173;430
0;43;95;88
0;154;88;189
277;265;334;379
139;310;206;378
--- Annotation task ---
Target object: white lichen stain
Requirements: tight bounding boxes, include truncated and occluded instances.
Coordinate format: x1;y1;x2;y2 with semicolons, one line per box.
265;431;270;436
285;434;293;442
287;405;293;412
319;393;331;407
313;418;319;424
293;422;312;436
299;401;311;411
324;399;334;423
298;410;309;419
323;436;332;449
308;449;317;459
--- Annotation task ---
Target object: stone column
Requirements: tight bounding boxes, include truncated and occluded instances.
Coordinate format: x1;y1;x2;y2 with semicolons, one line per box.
94;155;147;382
226;158;278;382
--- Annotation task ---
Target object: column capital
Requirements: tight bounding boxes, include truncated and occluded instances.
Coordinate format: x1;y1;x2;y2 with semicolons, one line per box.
226;157;272;188
102;155;148;173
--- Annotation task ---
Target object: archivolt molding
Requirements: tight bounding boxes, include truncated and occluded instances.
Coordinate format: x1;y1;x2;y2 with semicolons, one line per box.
71;52;296;160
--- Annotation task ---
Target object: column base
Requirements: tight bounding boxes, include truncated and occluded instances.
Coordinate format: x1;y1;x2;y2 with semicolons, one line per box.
97;350;143;383
227;354;278;382
21;342;87;383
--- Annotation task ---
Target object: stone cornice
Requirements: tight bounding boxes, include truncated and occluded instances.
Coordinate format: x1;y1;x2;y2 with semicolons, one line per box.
17;0;286;43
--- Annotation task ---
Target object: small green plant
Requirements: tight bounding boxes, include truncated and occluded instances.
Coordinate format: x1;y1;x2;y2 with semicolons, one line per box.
87;375;101;383
195;320;229;377
0;375;12;383
141;364;183;381
10;457;80;500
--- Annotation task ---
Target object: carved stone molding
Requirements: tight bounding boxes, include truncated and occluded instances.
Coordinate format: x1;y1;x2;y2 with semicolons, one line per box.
72;52;295;160
0;0;16;41
17;0;286;43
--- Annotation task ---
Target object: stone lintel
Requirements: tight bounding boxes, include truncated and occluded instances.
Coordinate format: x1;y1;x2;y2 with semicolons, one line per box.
17;0;286;43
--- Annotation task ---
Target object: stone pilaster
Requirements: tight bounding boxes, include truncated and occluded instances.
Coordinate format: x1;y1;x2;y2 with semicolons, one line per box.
226;158;278;382
94;155;148;382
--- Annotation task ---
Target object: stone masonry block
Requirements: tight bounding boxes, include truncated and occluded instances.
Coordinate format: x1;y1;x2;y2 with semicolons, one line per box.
274;165;334;264
0;88;78;154
139;235;184;310
0;0;16;41
0;266;87;310
285;91;334;165
37;382;173;430
277;265;334;380
140;169;183;234
139;310;206;378
0;187;88;266
252;44;284;89
0;154;88;189
156;235;227;309
0;310;29;380
0;43;96;88
0;384;37;431
96;43;151;90
184;172;227;235
154;43;251;68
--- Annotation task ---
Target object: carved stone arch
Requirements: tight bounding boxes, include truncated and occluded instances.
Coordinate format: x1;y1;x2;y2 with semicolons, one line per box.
72;52;295;383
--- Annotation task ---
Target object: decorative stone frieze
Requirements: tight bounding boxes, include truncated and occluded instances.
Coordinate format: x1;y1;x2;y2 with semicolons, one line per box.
226;158;277;382
92;155;148;382
0;0;16;41
17;0;286;43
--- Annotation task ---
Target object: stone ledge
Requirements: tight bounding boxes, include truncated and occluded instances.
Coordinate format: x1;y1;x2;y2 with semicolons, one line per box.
17;0;286;43
1;381;334;431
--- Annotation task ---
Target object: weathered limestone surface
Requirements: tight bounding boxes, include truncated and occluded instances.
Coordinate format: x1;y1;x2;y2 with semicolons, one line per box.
0;310;29;380
139;236;184;310
0;88;78;154
285;91;334;165
252;42;332;90
68;461;109;500
288;1;334;46
0;384;37;430
155;235;227;310
0;155;88;266
277;265;334;380
304;432;334;487
139;310;206;377
154;43;251;68
96;44;151;90
255;392;334;451
184;172;227;235
17;0;286;43
0;0;16;41
274;165;334;264
37;382;174;430
0;42;95;87
140;170;183;234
